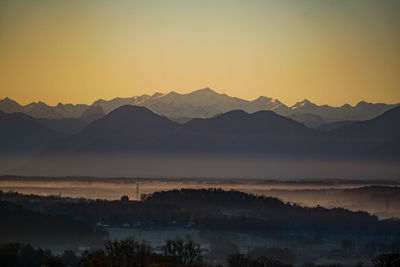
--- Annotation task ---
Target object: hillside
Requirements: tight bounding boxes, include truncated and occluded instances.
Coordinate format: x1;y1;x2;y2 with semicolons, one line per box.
0;112;62;155
0;200;106;246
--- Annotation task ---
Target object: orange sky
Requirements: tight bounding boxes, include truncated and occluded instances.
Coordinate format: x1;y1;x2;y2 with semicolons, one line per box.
0;0;399;106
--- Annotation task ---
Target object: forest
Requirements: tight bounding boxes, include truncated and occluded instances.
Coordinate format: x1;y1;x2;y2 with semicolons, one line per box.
1;239;399;267
1;189;398;235
1;189;400;265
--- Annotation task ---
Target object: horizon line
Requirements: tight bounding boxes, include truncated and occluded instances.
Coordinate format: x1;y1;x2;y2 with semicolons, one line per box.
1;87;399;108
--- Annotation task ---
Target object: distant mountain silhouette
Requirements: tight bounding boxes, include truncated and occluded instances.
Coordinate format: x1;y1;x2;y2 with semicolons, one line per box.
288;113;327;128
0;97;24;113
92;96;149;114
35;105;326;158
0;98;89;119
370;138;400;159
79;105;105;122
0;112;62;155
1;89;397;125
42;105;179;155
333;105;400;140
325;106;400;158
32;104;400;158
183;110;312;135
8;104;398;178
166;109;328;154
84;105;178;140
316;120;360;132
288;99;398;123
37;118;88;135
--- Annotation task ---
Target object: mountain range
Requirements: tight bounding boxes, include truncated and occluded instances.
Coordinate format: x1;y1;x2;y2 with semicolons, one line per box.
0;97;89;120
0;104;394;177
0;111;62;155
1;88;397;127
32;104;398;157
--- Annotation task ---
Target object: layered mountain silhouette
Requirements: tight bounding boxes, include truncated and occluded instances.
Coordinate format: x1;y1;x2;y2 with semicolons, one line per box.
327;105;400;157
4;104;398;178
287;99;398;123
332;105;400;140
37;106;325;157
1;88;397;126
371;138;400;159
30;104;399;159
36;118;88;135
1;100;398;157
0;97;89;119
316;120;360;132
288;113;327;128
0;111;62;155
78;105;105;122
2;88;399;177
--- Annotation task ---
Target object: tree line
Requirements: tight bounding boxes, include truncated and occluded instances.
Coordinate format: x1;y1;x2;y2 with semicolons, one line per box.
0;239;399;267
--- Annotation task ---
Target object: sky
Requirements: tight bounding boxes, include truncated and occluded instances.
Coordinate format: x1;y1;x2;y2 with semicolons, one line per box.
0;0;399;107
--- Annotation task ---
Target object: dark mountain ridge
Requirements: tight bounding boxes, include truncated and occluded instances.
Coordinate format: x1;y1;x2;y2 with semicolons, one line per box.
38;105;325;157
183;110;314;135
79;105;106;122
333;105;400;140
316;120;360;132
37;118;88;135
28;104;400;158
6;104;400;178
0;112;62;155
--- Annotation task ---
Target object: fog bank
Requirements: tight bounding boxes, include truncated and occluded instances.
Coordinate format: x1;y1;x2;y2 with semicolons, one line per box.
5;153;400;180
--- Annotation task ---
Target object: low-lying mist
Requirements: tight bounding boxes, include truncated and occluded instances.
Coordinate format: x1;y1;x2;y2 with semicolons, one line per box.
5;153;400;180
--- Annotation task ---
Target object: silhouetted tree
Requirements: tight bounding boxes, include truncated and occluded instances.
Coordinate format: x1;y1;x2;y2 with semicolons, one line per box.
372;251;400;266
59;250;79;267
227;253;250;267
163;238;202;266
341;239;355;255
0;243;62;267
105;238;151;267
80;249;107;267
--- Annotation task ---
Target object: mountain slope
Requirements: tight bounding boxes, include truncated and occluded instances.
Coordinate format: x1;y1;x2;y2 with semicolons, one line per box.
37;118;88;135
34;104;400;159
290;100;397;123
0;98;89;119
144;88;248;119
0;200;105;246
333;105;400;140
36;105;323;157
288;113;327;128
89;89;398;124
325;105;400;158
0;112;62;155
41;105;180;155
25;105;400;157
0;97;24;113
79;105;105;122
370;138;400;159
13;105;400;178
183;110;312;135
93;88;289;122
316;120;359;132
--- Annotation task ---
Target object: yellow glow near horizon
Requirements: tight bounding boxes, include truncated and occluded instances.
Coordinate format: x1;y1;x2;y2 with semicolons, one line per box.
0;0;399;106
